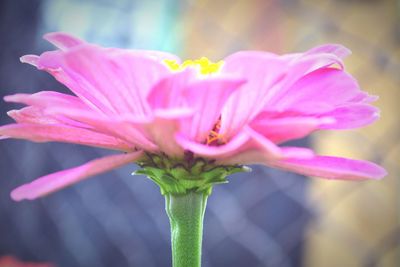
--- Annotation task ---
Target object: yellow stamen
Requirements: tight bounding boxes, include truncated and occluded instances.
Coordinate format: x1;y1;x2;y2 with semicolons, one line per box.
164;59;181;71
164;57;223;75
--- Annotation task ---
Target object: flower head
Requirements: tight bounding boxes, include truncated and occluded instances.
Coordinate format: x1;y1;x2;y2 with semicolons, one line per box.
1;32;386;201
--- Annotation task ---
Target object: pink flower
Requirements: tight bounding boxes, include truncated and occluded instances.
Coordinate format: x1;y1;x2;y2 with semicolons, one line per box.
1;32;386;201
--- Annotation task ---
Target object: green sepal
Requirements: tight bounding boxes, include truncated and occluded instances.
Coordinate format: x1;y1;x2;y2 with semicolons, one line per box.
135;153;251;195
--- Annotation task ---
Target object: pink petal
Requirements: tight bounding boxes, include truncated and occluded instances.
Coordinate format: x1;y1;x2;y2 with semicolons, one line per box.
270;156;387;180
5;91;104;130
291;44;348;72
11;151;143;201
142;109;194;157
61;45;146;115
148;71;245;144
281;44;350;62
46;107;158;151
244;127;285;158
270;68;362;112
0;123;132;151
266;45;350;105
6;106;89;129
4;91;87;110
175;131;250;158
350;92;378;103
280;147;315;159
250;116;335;143
20;55;39;66
7;107;60;124
147;69;194;110
305;44;351;59
182;76;245;141
50;107;193;156
219;146;314;165
217;128;314;165
35;45;171;116
319;104;379;129
56;107;193;156
175;127;283;160
43;32;85;50
220;51;288;138
24;50;113;114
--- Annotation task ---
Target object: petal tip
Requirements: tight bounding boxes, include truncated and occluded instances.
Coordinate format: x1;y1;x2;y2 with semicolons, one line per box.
10;187;28;202
43;32;62;40
6;110;16;116
20;55;39;66
3;95;12;102
371;165;387;180
43;32;84;50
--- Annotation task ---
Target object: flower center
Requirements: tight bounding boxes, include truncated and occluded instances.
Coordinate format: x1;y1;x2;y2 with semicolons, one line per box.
164;57;223;75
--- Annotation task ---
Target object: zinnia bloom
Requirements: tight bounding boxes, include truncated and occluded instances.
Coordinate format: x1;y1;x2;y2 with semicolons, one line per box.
1;32;386;201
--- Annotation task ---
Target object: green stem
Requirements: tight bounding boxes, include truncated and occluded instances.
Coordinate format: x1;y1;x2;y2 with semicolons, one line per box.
165;190;209;267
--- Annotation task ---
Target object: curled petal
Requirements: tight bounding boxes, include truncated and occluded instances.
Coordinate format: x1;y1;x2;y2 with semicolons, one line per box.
175;131;250;158
270;155;387;180
244;127;284;158
176;127;283;160
143;109;194;157
11;151;143;201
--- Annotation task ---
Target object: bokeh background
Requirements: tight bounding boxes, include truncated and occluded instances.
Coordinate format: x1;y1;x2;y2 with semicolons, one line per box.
0;0;399;266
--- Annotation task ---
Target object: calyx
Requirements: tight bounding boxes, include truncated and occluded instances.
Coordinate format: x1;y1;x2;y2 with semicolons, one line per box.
135;152;250;195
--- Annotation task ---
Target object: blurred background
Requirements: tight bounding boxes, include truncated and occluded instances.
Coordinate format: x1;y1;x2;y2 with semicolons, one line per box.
0;0;399;266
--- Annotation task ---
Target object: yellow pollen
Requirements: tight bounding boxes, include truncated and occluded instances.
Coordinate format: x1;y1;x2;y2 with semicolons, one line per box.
164;57;223;75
